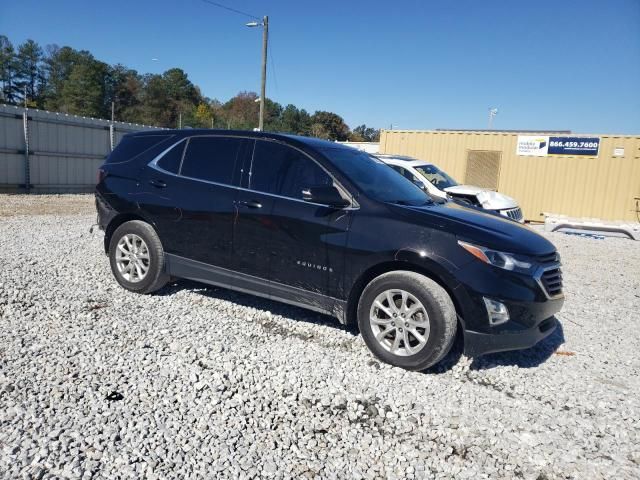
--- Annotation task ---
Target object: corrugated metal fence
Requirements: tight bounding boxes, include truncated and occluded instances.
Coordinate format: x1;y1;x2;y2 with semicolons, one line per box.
0;104;162;193
380;130;640;222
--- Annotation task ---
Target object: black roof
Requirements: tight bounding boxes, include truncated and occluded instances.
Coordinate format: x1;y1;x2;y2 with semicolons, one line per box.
129;128;349;151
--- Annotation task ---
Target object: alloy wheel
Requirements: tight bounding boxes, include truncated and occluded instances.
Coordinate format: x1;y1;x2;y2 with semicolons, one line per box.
369;289;430;356
115;233;150;283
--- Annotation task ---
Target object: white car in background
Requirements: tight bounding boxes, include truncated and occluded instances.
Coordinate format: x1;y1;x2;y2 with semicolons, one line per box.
377;154;524;223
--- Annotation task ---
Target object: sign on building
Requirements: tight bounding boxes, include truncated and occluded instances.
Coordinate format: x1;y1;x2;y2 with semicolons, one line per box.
548;137;599;156
516;136;549;156
517;135;599;157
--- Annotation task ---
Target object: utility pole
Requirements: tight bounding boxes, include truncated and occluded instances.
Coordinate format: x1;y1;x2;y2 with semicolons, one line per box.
247;16;268;131
111;101;115;122
179;112;182;129
259;16;268;131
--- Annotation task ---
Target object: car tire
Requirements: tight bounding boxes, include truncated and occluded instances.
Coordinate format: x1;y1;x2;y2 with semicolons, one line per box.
108;220;169;294
357;271;457;371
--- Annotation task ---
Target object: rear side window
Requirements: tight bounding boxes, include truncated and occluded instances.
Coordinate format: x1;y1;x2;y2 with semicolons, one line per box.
156;141;185;174
181;136;243;185
107;134;172;164
250;140;332;199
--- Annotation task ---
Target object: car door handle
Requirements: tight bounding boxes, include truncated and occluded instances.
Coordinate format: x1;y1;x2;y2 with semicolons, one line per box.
238;200;262;209
149;179;167;188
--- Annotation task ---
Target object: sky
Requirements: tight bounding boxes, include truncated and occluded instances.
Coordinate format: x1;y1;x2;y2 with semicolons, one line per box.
1;0;639;134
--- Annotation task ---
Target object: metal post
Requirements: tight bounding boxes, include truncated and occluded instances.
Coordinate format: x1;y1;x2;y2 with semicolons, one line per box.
110;101;116;151
23;110;30;192
179;112;182;129
258;15;268;131
109;124;115;151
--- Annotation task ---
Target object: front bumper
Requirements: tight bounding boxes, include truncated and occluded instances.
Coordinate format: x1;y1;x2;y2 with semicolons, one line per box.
463;315;558;357
451;258;564;357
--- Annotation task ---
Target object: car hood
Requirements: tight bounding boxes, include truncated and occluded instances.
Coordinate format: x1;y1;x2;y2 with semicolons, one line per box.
391;200;555;256
444;185;519;210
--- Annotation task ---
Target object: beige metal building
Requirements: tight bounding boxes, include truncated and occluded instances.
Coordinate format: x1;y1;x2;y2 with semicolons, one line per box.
380;130;640;222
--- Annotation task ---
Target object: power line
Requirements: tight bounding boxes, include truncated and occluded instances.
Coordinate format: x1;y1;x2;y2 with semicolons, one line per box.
200;0;260;20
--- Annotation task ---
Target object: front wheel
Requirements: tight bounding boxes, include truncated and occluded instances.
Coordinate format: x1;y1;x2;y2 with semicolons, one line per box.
108;220;169;294
357;271;457;371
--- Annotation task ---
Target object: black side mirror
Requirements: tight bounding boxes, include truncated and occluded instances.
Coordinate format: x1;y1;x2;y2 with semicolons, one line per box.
302;186;350;208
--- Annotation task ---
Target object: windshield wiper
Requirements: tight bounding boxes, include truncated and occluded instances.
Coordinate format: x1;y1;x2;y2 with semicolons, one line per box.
388;199;433;206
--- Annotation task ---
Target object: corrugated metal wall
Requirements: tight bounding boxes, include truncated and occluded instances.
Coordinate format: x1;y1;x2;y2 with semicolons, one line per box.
380;130;640;222
0;104;162;192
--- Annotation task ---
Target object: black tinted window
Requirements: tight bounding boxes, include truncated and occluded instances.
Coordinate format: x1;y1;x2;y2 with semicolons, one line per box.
250;141;331;199
107;134;172;164
156;141;185;174
321;148;430;205
181;136;243;184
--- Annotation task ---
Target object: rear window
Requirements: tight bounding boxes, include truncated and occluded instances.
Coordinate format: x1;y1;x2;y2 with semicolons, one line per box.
180;136;244;185
107;134;172;164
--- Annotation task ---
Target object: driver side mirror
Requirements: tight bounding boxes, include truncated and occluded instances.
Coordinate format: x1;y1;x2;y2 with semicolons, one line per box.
302;186;350;208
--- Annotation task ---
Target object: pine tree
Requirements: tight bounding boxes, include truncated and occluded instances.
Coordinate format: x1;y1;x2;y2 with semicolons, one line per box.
14;39;43;106
0;35;18;104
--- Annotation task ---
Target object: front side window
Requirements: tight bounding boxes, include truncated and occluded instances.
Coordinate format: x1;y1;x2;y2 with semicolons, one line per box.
250;140;332;199
320;147;430;206
414;164;458;190
180;136;243;185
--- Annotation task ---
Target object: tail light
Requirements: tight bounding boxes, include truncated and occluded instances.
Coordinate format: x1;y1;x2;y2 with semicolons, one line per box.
97;168;107;184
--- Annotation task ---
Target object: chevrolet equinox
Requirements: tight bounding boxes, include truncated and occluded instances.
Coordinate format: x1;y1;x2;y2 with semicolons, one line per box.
95;130;564;370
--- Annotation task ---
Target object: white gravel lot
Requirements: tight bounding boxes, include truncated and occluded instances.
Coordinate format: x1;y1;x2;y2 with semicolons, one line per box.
1;195;639;479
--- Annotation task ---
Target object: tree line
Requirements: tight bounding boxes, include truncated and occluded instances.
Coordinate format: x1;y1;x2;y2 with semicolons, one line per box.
0;35;380;142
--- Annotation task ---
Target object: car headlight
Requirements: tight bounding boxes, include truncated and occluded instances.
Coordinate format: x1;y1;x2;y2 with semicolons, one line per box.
457;240;534;273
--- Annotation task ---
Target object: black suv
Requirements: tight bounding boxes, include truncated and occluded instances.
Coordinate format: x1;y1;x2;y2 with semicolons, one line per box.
95;130;564;370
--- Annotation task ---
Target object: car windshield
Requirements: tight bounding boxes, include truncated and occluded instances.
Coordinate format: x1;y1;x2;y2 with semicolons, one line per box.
414;164;458;190
320;147;431;206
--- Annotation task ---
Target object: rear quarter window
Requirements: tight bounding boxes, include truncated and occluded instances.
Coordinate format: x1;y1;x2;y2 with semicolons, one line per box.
156;141;186;174
107;134;172;164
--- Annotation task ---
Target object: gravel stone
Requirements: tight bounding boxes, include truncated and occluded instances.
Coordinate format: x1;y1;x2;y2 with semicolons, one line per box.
0;194;639;479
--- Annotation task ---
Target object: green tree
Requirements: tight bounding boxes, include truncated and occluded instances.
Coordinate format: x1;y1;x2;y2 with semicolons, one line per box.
0;35;18;104
351;124;380;142
60;59;109;117
264;98;283;132
139;69;202;127
162;68;199;104
280;104;312;135
194;102;214;127
310;123;330;139
223;91;259;130
311;111;350;141
43;46;94;111
105;64;142;121
14;39;43;106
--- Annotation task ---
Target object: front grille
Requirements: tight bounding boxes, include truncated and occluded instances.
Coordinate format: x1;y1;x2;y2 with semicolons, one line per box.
538;251;560;265
540;266;563;297
503;207;523;222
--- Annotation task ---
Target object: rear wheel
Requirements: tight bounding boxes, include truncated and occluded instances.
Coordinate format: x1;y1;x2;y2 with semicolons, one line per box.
357;271;457;371
108;220;169;294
